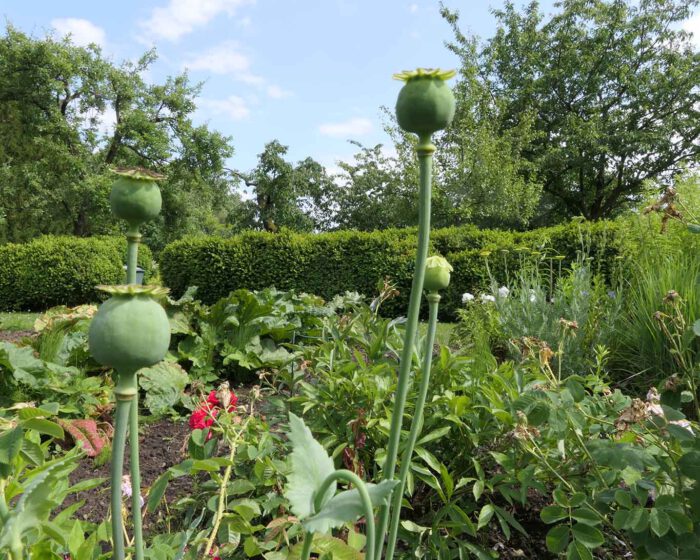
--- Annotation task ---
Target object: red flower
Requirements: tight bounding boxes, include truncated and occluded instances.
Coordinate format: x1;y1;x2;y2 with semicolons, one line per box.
189;405;217;430
207;389;238;411
189;389;238;441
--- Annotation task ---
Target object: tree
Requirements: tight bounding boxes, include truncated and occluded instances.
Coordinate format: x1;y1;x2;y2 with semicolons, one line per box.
233;140;335;232
0;25;236;249
444;0;700;221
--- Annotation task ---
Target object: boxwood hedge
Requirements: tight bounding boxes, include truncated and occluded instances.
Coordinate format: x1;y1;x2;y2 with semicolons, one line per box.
161;220;621;319
0;236;153;311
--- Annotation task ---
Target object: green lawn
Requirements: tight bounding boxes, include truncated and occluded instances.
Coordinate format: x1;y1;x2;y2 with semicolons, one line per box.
0;312;39;332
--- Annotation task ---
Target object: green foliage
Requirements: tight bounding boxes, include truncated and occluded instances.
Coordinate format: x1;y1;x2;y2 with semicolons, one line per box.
172;288;332;384
0;340;112;415
0;405;106;559
161;220;622;320
139;362;190;416
0;25;237;249
0;235;153;311
233;140;337;233
441;0;700;221
454;259;623;377
612;250;700;389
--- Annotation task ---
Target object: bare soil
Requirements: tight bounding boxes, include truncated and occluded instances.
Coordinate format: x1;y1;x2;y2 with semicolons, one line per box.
63;417;194;529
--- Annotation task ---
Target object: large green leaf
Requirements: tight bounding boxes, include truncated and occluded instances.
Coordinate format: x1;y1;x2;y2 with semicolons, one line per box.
678;451;700;480
0;341;47;388
285;413;336;519
0;427;23;465
139;361;189;415
303;479;398;533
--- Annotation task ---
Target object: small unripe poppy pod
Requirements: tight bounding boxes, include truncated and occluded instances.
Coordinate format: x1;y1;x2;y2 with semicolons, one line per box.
89;285;171;374
394;68;456;136
110;167;164;229
424;256;453;292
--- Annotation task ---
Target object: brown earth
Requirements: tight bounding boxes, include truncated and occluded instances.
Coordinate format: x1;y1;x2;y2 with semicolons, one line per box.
63;417;194;529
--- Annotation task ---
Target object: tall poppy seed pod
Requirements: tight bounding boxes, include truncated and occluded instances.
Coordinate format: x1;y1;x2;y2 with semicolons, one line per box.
110;167;164;228
394;68;456;136
88;285;171;376
424;255;453;292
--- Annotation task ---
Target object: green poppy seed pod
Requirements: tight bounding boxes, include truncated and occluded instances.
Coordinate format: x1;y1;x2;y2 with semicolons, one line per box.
89;286;171;374
394;68;456;136
110;168;164;228
424;256;453;292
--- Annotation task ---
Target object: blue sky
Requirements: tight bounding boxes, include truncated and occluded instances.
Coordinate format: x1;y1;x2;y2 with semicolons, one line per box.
3;0;699;176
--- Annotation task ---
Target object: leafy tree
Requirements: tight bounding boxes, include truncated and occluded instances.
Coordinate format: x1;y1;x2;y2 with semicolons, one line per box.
332;142;417;231
233;140;336;232
443;0;700;221
0;25;236;249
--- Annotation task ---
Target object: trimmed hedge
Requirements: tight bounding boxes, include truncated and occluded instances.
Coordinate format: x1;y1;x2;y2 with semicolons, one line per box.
161;221;622;319
0;236;153;311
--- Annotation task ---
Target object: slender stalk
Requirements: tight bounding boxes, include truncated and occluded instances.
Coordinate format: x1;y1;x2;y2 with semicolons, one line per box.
204;398;256;556
126;229;140;285
375;135;434;557
384;293;440;559
125;228;144;559
111;397;132;560
313;470;376;560
129;394;144;560
300;532;314;560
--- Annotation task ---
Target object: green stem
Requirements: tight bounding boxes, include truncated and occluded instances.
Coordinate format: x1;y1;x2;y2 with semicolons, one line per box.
204;399;255;556
300;532;314;560
384;293;440;559
111;397;132;560
375;134;434;557
126;229;140;285
313;470;376;560
129;394;144;560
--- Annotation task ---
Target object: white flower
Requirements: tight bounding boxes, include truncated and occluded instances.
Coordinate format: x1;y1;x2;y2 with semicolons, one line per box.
462;292;475;303
646;387;660;404
498;286;510;298
646;402;664;417
529;290;537;303
670;419;693;434
480;294;496;303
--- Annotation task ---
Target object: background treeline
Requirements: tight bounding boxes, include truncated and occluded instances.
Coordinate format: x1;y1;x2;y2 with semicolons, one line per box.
1;0;698;253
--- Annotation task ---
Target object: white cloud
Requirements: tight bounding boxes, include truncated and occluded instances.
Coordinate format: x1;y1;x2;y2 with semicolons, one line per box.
266;85;292;99
51;18;106;47
141;0;254;41
199;96;250;120
683;12;700;48
409;3;419;13
184;41;265;85
319;117;373;138
185;41;251;73
185;42;292;99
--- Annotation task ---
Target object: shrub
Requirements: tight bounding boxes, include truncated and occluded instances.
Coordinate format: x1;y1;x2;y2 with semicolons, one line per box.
0;236;153;311
161;221;623;319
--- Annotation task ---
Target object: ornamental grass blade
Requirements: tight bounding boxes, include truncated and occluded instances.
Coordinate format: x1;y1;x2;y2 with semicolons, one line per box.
285;413;336;519
303;479;398;534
